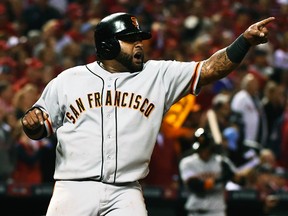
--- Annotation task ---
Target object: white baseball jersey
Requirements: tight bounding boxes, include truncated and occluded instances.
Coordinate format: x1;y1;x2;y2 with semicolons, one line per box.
34;60;202;183
179;154;230;213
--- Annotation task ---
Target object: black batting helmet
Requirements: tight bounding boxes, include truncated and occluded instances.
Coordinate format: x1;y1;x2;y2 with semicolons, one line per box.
94;12;152;60
192;128;214;152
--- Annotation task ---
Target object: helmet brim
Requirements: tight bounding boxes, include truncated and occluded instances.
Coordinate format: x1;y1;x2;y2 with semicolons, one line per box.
117;31;152;40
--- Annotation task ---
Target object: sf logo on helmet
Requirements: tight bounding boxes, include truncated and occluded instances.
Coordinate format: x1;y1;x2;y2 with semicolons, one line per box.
131;17;140;29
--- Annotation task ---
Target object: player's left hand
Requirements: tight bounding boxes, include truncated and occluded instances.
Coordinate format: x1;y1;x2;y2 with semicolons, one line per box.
243;17;275;46
22;107;49;130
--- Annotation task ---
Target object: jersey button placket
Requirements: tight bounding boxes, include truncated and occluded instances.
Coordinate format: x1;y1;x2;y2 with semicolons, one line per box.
103;77;116;183
103;134;115;182
107;77;113;88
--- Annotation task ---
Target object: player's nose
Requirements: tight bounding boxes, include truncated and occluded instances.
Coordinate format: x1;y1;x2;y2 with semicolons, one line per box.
134;40;144;50
135;40;143;46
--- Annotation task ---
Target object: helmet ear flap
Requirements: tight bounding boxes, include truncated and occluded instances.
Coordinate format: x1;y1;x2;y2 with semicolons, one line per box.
96;37;120;60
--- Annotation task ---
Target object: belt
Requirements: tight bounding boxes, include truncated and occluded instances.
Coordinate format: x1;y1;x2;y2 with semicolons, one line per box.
56;178;136;186
189;209;209;214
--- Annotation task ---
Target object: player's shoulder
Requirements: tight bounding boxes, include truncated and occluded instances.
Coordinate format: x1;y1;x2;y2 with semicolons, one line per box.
144;59;198;72
233;89;249;98
179;153;197;166
143;60;180;74
56;64;91;79
231;90;250;105
143;60;163;70
144;59;177;67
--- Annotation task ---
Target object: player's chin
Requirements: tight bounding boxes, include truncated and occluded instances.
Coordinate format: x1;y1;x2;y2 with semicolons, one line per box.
132;57;144;71
131;62;143;72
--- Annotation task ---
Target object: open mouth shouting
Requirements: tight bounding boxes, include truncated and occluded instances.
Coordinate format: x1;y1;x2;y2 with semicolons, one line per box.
133;51;144;64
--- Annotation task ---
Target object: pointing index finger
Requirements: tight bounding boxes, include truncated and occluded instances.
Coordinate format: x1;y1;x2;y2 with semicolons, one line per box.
257;17;275;29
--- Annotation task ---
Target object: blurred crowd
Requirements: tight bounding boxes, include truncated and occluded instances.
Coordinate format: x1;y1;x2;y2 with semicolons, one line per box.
0;0;288;214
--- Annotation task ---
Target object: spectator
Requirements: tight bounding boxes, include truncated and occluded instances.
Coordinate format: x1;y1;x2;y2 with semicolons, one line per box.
248;48;273;92
20;0;62;35
244;160;288;215
0;80;15;113
13;83;40;120
259;148;278;169
0;3;18;40
199;92;245;166
0;56;18;83
64;3;85;43
0;106;17;183
26;29;42;56
13;83;56;183
61;41;83;65
262;81;286;153
37;46;61;85
48;0;68;15
279;100;288;170
272;167;288;193
79;19;99;64
200;92;233;133
13;57;45;92
272;31;288;85
34;19;72;57
231;73;268;147
247;164;279;215
11;130;51;184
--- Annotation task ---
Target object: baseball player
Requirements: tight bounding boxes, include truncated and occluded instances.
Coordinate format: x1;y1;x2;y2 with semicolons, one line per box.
179;128;238;216
21;12;274;216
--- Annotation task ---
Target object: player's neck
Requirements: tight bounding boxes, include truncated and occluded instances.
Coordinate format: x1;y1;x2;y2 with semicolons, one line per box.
98;61;128;73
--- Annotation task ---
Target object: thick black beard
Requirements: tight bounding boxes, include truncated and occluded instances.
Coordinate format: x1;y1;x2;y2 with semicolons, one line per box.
115;51;144;72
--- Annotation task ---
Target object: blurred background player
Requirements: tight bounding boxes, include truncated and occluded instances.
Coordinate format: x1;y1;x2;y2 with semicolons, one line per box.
179;128;244;216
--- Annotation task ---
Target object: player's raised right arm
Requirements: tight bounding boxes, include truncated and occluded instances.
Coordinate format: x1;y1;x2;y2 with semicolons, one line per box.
198;17;275;87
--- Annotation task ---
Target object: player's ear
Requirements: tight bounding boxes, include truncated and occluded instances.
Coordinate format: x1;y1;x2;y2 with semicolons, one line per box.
96;38;120;60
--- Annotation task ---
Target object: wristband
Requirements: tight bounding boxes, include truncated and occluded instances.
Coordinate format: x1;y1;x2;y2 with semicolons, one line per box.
226;34;251;63
22;123;44;135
